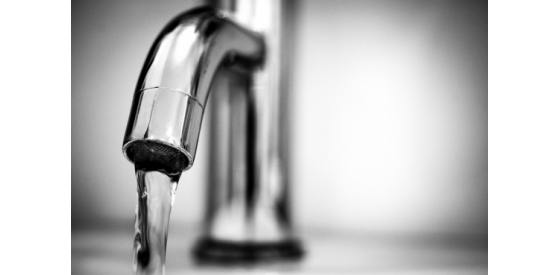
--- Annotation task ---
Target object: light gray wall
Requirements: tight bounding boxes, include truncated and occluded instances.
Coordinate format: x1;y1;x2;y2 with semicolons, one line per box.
72;0;487;235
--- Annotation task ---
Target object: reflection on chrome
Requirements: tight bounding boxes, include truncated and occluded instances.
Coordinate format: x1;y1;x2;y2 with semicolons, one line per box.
123;7;264;170
123;0;303;264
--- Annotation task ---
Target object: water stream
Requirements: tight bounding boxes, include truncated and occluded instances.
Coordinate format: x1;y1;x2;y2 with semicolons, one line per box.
133;167;181;275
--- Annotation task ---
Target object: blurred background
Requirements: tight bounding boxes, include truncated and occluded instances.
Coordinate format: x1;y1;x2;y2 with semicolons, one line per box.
72;0;487;273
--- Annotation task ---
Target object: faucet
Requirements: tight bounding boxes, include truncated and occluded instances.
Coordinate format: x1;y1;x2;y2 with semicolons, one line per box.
123;0;303;263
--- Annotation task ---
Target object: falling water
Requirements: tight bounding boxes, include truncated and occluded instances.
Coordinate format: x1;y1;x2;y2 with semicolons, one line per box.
133;166;181;275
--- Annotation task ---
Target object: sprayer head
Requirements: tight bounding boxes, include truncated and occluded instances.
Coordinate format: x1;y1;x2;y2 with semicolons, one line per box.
123;86;203;171
125;141;189;174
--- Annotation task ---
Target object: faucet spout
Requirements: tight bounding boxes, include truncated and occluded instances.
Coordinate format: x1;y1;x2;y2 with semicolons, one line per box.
123;7;264;172
123;2;304;263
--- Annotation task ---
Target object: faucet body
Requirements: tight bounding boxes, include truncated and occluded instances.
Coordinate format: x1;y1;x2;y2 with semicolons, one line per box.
123;7;264;172
123;1;302;262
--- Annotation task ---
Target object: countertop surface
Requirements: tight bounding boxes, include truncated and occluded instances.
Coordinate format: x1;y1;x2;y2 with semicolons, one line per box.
72;224;487;275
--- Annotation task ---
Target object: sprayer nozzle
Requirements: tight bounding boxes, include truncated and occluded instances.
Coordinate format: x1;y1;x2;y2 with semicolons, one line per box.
125;141;190;174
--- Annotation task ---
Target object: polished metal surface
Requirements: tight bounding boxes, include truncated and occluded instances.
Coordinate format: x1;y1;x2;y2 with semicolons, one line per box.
202;0;296;243
123;7;264;170
195;1;305;261
123;0;302;261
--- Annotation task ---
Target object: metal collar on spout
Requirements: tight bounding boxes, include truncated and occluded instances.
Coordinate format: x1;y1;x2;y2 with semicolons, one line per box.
122;7;265;172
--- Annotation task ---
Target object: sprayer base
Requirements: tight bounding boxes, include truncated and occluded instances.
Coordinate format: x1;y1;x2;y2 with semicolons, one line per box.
192;237;304;264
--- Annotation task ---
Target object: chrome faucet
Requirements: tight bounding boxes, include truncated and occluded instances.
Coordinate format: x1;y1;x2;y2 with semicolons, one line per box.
123;0;303;263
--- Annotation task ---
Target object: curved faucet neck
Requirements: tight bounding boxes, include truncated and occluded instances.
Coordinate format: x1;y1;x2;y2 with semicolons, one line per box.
123;8;264;170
